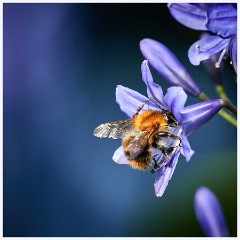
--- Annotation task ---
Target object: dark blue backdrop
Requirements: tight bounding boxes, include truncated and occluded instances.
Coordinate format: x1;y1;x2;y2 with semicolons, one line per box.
3;3;237;237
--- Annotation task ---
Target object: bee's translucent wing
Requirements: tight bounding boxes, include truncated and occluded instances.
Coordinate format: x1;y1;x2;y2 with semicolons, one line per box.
127;131;149;159
93;119;132;139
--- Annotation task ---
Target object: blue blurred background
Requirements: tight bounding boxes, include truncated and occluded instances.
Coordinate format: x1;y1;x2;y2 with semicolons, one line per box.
3;3;237;237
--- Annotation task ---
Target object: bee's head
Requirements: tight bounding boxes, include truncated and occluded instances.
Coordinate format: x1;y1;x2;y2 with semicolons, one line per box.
162;110;178;127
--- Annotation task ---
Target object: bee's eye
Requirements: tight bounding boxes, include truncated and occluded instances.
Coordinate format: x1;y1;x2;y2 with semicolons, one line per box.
166;114;178;126
164;114;168;121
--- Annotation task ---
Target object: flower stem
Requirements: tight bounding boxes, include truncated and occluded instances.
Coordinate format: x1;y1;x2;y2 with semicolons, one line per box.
198;92;237;127
218;109;237;127
215;84;229;100
222;99;237;116
215;85;237;116
198;92;210;102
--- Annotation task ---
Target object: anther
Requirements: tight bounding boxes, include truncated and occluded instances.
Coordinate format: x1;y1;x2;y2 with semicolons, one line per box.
195;44;200;51
215;48;226;68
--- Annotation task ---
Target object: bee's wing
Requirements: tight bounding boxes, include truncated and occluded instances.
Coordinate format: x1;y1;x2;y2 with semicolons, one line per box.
93;119;132;139
127;131;149;159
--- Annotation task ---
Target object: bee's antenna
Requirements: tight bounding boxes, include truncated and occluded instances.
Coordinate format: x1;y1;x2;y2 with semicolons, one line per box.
149;98;178;125
132;99;150;118
149;98;167;111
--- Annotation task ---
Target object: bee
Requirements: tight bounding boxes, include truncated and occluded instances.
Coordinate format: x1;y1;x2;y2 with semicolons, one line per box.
93;100;181;172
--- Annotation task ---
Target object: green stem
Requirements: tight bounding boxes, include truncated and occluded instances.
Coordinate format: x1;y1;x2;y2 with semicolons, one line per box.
198;92;210;101
222;99;237;116
214;85;237;116
215;84;229;100
198;92;237;127
218;109;237;127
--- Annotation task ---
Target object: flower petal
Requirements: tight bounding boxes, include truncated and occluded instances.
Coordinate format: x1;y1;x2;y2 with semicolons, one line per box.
188;35;230;65
193;3;214;11
116;85;156;117
154;149;180;197
180;134;195;162
229;36;237;73
112;146;129;164
181;99;223;136
141;60;166;108
194;187;229;237
168;3;208;30
140;38;201;97
206;4;237;37
163;86;187;123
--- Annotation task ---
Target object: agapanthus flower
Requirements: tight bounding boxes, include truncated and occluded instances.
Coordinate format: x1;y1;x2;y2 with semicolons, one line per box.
140;38;201;97
194;187;229;237
113;60;223;197
168;3;237;72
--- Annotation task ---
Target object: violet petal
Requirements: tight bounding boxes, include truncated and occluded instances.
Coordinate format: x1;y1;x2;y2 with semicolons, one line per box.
180;99;223;136
168;3;208;30
206;4;237;37
180;134;195;162
154;149;180;197
194;187;229;237
116;85;157;117
188;35;230;65
141;60;167;108
140;38;201;96
112;146;129;164
229;36;237;73
163;86;187;124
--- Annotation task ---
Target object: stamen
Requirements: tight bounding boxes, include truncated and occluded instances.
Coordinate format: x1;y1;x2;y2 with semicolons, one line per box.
195;44;200;51
215;48;226;68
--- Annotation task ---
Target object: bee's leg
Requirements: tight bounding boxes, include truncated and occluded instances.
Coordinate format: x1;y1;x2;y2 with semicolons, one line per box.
163;147;176;157
153;158;159;169
151;168;157;174
132;99;150;118
156;145;179;158
151;158;160;174
158;131;182;146
151;158;168;174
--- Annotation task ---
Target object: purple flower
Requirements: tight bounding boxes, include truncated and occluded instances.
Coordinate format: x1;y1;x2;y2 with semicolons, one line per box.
168;3;237;72
194;187;229;237
140;38;201;97
113;60;223;197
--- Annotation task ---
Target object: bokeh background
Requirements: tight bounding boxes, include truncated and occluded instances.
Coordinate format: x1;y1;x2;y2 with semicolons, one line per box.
3;3;237;237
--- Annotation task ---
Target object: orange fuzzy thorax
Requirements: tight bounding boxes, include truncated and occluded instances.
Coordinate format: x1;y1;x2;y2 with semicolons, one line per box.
132;110;168;132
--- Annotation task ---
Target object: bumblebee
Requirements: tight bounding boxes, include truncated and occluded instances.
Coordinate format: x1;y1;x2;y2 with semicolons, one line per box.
93;100;181;172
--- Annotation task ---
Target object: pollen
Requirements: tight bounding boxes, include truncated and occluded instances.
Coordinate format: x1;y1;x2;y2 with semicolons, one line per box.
215;62;220;68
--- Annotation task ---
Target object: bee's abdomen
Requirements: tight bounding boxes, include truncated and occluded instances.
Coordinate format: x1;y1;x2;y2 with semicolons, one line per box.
123;138;151;170
127;148;151;170
128;159;150;170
